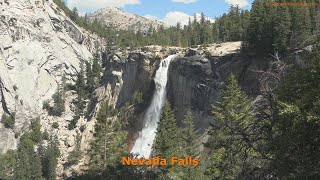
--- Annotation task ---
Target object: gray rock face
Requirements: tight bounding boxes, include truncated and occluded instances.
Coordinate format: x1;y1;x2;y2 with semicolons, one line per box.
0;128;17;154
0;0;103;154
168;52;268;131
100;52;160;105
98;53;160;130
168;54;220;130
89;7;166;32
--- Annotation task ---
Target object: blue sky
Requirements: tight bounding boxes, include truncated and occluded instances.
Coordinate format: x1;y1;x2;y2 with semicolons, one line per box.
65;0;253;26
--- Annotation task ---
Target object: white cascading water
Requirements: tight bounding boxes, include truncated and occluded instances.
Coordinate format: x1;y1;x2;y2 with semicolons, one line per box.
131;55;175;158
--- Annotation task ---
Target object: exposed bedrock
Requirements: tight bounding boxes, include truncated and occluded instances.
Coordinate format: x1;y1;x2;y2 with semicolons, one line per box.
0;0;104;158
168;51;269;131
92;52;162;130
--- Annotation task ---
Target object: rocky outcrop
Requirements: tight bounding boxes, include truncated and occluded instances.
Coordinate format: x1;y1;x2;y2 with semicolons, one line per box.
168;51;269;131
0;1;170;175
89;7;166;32
0;0;104;159
99;52;161;126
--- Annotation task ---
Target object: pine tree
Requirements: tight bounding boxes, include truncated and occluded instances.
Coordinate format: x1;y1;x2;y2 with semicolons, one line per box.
309;0;317;34
181;111;200;158
14;133;43;180
67;132;83;166
207;74;256;179
14;145;32;180
44;85;65;117
247;0;273;54
271;43;320;178
0;150;16;179
240;10;250;41
43;136;60;180
316;9;320;35
90;99;127;174
290;1;312;47
85;61;95;95
70;61;86;129
92;53;102;88
272;4;291;53
153;103;181;159
76;61;86;110
1;112;15;129
31;155;43;180
192;14;201;45
54;87;65;116
153;103;182;179
70;7;78;21
30;117;42;143
180;111;202;180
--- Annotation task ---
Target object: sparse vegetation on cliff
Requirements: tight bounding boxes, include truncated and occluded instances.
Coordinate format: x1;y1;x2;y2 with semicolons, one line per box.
43;87;65;117
1;113;15;129
0;118;60;180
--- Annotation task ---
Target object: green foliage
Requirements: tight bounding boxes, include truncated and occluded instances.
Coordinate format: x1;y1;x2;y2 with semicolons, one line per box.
0;150;16;180
85;61;95;95
80;125;86;132
30;117;42;143
247;1;273;55
207;74;264;179
70;61;86;130
53;0;80;25
90;99;127;175
180;111;206;180
42;101;50;110
42;136;60;180
290;2;312;48
181;111;200;158
270;44;320;178
1;113;15;129
14;133;43;180
92;53;102;87
153;103;182;178
1;118;60;180
132;91;143;104
52;88;65;116
52;122;59;129
67;133;82;166
246;0;319;55
154;103;181;159
53;0;250;48
43;87;65;117
272;4;291;53
118;91;144;126
85;54;102;96
214;6;250;42
54;0;320;54
67;148;83;166
43;131;49;141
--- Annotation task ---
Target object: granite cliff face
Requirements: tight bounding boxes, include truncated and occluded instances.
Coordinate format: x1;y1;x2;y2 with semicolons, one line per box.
0;0;108;176
168;48;269;131
0;1;275;178
100;52;163;129
89;7;166;32
0;0;167;174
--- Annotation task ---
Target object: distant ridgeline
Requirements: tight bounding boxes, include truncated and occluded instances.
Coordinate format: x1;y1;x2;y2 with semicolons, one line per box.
54;0;319;55
53;0;250;48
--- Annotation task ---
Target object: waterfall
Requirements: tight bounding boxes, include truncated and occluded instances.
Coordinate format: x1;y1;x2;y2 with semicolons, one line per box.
131;55;175;158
